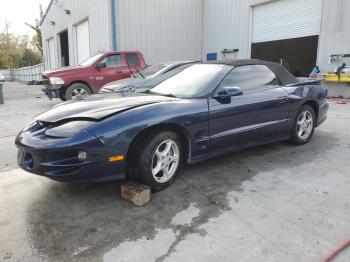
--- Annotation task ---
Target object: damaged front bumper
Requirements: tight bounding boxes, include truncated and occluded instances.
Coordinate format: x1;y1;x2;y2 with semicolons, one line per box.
42;84;63;100
15;127;127;183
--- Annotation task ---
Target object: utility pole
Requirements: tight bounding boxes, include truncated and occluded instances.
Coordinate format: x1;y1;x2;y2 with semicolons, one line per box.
5;18;12;69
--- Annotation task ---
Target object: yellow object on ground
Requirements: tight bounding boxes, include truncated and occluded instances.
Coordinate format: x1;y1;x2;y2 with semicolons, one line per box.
323;73;350;83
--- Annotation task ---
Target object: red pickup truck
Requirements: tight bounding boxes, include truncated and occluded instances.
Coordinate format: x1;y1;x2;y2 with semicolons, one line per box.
42;51;145;100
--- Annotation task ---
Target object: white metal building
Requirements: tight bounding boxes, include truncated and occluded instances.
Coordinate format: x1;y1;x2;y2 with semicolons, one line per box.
41;0;350;76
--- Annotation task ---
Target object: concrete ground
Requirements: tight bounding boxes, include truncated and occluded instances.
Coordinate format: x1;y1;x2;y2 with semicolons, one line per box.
0;82;349;262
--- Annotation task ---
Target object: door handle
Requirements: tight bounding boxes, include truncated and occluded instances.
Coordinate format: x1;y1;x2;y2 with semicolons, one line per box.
278;96;288;103
116;70;123;74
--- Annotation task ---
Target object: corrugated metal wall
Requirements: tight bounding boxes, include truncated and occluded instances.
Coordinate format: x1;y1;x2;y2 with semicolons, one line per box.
317;0;350;72
40;0;350;73
203;0;251;61
115;0;203;64
41;0;112;69
204;0;350;72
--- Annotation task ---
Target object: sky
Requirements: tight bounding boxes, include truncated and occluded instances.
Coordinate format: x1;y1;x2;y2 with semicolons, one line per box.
0;0;51;37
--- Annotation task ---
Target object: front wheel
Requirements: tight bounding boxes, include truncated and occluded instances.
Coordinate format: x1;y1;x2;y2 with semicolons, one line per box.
129;131;182;191
65;83;91;100
291;105;316;145
59;87;67;101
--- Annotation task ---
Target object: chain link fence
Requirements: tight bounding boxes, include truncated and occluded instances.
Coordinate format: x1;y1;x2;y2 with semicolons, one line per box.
0;64;43;83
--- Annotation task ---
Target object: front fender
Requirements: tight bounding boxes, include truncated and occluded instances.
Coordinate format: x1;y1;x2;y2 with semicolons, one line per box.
86;99;209;158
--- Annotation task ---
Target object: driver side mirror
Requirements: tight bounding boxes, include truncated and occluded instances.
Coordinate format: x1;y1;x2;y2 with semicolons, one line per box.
96;62;107;70
213;86;243;103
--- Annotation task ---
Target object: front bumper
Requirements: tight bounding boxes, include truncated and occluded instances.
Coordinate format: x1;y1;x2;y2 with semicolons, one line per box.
15;129;127;183
42;84;62;100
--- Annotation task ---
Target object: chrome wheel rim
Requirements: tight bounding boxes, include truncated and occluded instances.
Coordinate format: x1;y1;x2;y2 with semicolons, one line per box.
297;111;313;140
72;88;88;98
151;139;180;184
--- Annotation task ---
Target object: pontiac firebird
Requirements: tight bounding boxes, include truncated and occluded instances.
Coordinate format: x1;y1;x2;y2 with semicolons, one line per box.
15;60;329;191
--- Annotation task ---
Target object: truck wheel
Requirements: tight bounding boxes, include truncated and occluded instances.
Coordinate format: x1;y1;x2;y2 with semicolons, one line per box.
59;88;67;101
65;83;91;100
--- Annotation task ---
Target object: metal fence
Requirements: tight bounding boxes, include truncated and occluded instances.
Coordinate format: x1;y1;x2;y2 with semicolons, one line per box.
0;63;43;82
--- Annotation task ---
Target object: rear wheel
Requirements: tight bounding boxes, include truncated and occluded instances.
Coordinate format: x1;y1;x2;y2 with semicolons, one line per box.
65;83;91;100
129;131;182;191
291;105;315;145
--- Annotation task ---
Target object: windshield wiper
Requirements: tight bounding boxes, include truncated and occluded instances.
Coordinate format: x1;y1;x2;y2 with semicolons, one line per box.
163;93;177;98
126;61;136;78
134;66;145;78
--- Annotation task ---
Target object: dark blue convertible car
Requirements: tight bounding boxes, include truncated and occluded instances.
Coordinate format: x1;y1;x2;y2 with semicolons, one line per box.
16;60;329;191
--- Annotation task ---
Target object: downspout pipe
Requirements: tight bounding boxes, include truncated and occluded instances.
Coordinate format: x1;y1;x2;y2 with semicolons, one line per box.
111;0;118;51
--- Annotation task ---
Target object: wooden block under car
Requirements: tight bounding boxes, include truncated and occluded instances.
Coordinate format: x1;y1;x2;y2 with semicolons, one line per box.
121;182;151;206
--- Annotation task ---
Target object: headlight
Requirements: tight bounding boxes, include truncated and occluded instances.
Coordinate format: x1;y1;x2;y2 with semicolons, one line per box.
23;120;45;132
45;121;93;138
49;77;65;85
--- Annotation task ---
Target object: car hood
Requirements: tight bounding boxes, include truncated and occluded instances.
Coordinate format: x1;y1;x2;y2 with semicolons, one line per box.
35;92;179;123
43;66;88;77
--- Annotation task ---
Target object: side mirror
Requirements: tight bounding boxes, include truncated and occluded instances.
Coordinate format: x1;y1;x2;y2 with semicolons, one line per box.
213;86;243;103
96;62;106;70
224;86;243;97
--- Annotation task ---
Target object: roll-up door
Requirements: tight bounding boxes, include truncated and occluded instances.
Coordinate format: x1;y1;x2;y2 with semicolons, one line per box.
252;0;323;43
76;20;90;63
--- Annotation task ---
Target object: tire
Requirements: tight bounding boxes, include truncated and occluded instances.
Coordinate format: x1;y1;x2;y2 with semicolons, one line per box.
129;131;182;191
59;88;67;101
291;105;316;145
65;83;91;100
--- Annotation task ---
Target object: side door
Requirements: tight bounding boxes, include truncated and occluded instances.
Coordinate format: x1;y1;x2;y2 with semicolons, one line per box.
208;65;290;152
94;54;130;89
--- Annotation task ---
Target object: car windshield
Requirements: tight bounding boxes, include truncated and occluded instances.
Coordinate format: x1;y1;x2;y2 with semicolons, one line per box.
138;64;167;78
150;64;232;98
135;64;194;93
79;54;104;66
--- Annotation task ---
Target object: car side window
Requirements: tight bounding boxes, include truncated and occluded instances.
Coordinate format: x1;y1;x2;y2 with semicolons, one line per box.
219;65;280;91
125;53;139;66
101;54;121;67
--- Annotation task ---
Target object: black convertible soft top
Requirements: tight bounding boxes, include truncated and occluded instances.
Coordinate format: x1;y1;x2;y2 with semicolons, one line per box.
202;59;299;86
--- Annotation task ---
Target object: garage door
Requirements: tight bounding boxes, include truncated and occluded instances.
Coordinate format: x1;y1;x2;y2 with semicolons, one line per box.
48;38;56;69
76;20;90;63
252;0;323;43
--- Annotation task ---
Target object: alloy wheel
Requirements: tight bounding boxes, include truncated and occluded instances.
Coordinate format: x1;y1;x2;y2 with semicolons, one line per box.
72;88;88;98
297;111;313;140
151;139;180;184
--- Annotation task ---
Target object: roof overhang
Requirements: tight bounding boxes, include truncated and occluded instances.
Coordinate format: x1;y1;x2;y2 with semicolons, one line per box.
40;0;55;26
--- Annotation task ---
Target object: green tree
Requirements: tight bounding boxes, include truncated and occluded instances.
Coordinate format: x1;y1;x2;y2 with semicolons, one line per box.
25;4;43;55
20;49;42;67
0;4;43;69
0;33;41;69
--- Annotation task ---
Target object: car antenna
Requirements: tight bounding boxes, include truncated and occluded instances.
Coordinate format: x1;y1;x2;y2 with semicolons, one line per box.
126;61;136;78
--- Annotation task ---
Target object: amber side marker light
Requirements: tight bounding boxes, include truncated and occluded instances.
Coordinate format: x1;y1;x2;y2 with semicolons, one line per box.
108;155;124;162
